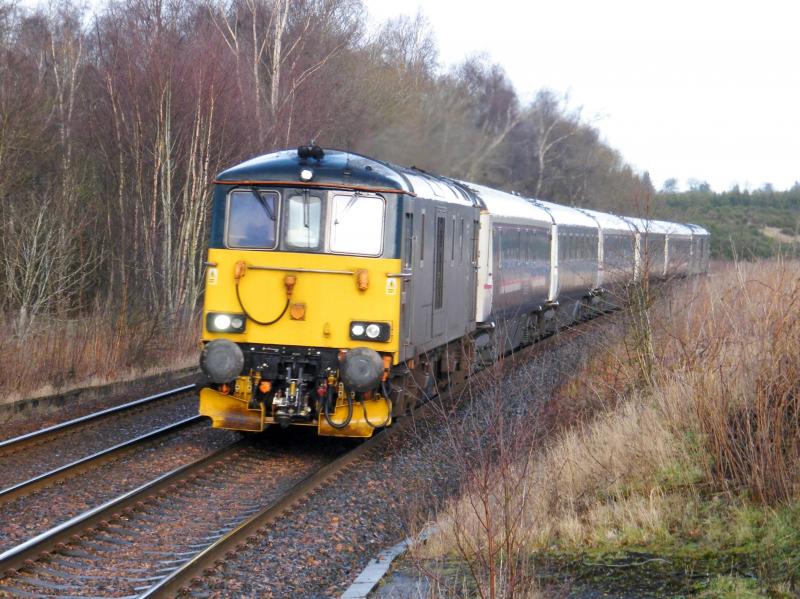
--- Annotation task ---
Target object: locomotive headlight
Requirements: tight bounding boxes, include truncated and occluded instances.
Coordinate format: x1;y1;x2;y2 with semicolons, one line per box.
299;168;314;181
213;314;231;330
206;312;246;333
349;321;390;342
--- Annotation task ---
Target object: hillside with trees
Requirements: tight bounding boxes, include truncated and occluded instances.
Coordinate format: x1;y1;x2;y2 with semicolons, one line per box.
652;185;800;260
5;0;787;396
0;0;653;347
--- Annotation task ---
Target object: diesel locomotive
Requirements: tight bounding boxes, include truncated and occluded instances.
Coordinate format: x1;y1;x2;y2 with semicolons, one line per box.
198;146;709;437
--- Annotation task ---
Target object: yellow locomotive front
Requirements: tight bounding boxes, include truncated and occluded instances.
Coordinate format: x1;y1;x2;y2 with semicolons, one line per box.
199;147;408;437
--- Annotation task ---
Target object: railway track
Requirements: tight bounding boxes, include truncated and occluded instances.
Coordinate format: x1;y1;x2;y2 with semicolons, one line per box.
0;415;203;506
0;384;196;453
0;385;199;490
159;310;620;597
0;433;346;597
0;310;618;597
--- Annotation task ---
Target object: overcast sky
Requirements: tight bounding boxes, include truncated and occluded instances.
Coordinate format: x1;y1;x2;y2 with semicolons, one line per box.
365;0;800;192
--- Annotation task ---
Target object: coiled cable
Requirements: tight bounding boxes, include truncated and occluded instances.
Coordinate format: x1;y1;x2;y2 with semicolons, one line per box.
235;282;289;326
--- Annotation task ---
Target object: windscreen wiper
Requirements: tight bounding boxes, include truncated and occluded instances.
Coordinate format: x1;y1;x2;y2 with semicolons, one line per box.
250;188;275;221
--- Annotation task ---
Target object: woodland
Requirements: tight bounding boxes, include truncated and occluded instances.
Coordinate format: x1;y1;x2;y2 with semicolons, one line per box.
0;0;657;338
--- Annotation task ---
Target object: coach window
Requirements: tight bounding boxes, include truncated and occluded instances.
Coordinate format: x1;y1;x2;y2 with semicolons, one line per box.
329;193;384;256
285;192;322;250
226;189;278;249
497;228;504;269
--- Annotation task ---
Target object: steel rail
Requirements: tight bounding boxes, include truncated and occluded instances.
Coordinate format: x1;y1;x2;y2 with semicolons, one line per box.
0;415;204;505
0;439;244;574
0;308;619;595
0;384;197;453
139;308;620;598
139;411;409;597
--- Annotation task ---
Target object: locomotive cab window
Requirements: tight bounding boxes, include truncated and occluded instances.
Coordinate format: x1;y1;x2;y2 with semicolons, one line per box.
329;193;385;256
226;189;279;249
285;192;322;250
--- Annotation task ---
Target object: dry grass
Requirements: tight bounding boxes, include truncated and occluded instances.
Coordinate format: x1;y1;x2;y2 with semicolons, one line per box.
0;310;199;403
423;259;800;593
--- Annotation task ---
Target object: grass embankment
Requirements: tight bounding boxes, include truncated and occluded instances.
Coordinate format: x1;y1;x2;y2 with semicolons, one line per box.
0;311;198;403
420;260;800;598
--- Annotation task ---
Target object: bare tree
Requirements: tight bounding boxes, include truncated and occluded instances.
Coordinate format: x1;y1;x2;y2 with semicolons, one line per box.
1;195;97;336
211;0;361;145
528;90;583;199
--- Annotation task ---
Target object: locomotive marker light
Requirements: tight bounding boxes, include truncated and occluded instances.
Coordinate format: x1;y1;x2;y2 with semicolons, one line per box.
206;312;246;333
349;321;390;342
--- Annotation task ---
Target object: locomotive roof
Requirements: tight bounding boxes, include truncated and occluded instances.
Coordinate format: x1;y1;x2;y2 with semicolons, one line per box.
216;148;474;206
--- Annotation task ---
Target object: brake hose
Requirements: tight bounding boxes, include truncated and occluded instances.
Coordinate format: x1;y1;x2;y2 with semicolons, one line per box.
360;383;393;429
323;384;353;429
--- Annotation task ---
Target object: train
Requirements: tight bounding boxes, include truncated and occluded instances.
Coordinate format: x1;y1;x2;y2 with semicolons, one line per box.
198;146;709;437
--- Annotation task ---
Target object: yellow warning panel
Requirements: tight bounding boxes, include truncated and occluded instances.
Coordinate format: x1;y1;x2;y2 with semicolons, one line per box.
317;397;392;438
200;388;263;432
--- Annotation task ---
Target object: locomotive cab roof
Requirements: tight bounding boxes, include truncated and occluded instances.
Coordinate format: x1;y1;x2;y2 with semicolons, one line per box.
215;148;474;206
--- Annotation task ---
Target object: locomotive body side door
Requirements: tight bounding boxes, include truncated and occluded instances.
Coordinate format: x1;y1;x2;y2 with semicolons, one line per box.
431;207;448;339
407;200;435;354
399;201;415;362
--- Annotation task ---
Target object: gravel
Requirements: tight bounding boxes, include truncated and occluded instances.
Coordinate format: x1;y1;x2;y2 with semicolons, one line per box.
0;432;351;598
0;393;199;488
0;316;617;598
0;373;199;443
0;423;238;553
184;322;613;598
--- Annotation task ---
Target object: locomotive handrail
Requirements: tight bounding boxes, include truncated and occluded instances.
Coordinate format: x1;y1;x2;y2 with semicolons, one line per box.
385;271;413;278
245;264;355;275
